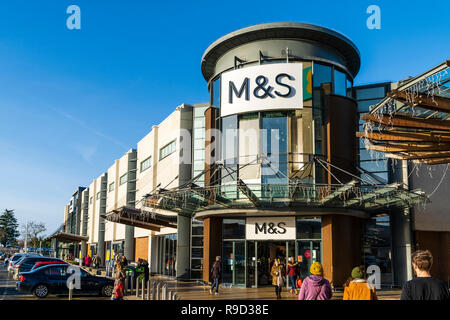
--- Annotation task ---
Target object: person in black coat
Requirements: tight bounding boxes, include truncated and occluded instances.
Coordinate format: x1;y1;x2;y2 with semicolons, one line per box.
140;259;150;283
210;256;222;295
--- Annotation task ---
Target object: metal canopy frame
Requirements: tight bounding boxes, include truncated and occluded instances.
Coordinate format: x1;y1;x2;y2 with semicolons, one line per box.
102;206;178;231
140;155;428;217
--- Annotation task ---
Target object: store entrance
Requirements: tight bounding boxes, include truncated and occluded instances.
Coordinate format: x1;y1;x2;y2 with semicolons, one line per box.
223;240;321;288
255;241;287;286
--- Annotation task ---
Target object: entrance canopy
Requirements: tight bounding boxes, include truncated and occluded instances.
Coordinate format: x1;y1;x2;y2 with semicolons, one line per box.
358;60;450;164
46;232;89;243
102;206;178;231
140;156;428;217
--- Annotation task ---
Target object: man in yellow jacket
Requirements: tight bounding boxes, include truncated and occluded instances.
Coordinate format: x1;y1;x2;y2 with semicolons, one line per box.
343;266;377;300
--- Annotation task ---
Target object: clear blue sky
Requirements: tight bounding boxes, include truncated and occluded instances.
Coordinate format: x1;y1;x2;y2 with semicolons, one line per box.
0;0;449;237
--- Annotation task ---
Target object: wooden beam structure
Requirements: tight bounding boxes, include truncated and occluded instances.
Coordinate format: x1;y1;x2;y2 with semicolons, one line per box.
388;89;450;113
384;151;450;161
413;157;450;165
365;142;450;153
356;131;450;142
361;114;450;131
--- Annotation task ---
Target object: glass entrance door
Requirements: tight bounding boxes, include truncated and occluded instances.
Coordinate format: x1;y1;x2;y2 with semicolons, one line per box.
247;241;256;288
297;240;322;279
222;241;246;286
256;241;287;286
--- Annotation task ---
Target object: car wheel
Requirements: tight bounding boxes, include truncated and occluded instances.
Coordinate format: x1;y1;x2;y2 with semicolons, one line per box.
33;284;49;298
101;284;113;297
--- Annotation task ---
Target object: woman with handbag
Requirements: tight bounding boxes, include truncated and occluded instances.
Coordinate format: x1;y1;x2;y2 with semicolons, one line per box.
271;259;285;299
298;262;332;300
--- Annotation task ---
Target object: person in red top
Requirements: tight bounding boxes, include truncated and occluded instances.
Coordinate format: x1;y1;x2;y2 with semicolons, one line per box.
84;255;92;267
286;257;299;295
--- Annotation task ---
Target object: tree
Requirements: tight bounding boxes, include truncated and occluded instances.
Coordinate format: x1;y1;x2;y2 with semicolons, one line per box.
0;209;20;247
20;221;47;249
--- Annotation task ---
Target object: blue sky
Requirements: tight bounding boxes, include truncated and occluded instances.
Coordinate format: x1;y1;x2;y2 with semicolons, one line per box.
0;0;449;237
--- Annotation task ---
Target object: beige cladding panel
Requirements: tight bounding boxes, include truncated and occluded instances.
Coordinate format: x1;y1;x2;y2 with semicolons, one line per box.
136;130;155;203
105;161;118;242
156;107;193;189
135;227;150;238
63;205;69;232
93;174;104;243
88;181;95;244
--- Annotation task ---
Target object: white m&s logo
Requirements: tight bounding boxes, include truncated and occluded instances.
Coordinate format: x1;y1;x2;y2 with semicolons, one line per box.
221;63;303;117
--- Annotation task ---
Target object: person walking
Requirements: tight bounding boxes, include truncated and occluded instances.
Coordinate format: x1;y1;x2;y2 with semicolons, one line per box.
210;256;222;295
271;259;285;299
141;259;150;284
93;254;101;268
84;255;92;268
401;250;449;300
298;262;332;300
343;266;377;300
286;257;299;295
112;255;126;300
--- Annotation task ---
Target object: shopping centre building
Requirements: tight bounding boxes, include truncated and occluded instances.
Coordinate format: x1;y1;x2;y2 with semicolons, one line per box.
49;22;449;288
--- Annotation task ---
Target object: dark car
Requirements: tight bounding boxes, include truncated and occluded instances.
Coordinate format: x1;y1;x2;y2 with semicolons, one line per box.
16;264;114;298
13;256;65;280
7;253;40;273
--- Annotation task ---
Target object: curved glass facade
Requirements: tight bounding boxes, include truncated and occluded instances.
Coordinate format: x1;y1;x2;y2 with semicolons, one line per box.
214;60;353;187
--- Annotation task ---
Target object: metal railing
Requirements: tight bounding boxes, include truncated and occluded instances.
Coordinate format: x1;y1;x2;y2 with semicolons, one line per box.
122;276;179;300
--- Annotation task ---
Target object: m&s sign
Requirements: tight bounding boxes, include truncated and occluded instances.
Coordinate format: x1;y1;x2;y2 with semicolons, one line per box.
221;63;303;117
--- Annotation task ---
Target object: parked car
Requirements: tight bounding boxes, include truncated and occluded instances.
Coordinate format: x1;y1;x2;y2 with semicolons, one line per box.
7;253;40;273
30;261;68;271
16;264;114;298
12;256;65;280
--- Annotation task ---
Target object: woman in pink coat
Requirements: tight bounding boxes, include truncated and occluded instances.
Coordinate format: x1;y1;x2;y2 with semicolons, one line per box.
298;262;332;300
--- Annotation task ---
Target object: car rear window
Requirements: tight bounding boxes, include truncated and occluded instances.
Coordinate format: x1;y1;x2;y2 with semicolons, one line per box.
12;255;23;262
44;266;68;277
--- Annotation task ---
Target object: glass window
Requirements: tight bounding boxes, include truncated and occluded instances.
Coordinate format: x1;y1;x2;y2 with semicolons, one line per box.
191;247;203;258
194;160;204;171
194;128;205;139
346;77;353;98
313;63;332;90
119;173;128;185
44;266;68;277
359;149;374;161
192;220;203;235
191;237;203;247
334;69;346;96
261;113;288;185
362;215;393;281
194;105;208;118
159;140;176;160
108;182;115;192
194;139;204;150
96;192;101;200
296;217;321;239
194;149;204;160
223;219;245;239
212;77;221;108
89;196;93;204
194;118;205;129
356;87;385;100
191;259;203;270
222;115;238;165
360;160;387;172
357;99;382;113
140;156;152;172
